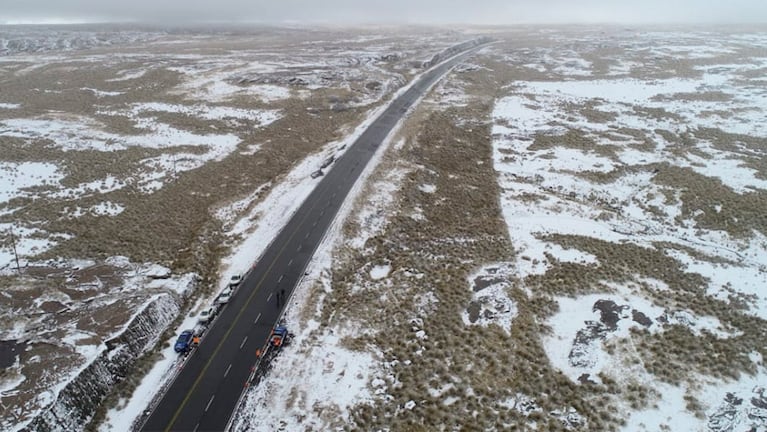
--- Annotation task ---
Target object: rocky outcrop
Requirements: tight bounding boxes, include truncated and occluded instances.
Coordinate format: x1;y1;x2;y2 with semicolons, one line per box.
24;291;186;432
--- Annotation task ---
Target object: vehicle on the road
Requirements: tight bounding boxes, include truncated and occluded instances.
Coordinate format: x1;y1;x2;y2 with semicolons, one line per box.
270;325;291;348
320;155;335;169
228;274;242;289
197;306;217;324
217;287;233;304
174;330;194;353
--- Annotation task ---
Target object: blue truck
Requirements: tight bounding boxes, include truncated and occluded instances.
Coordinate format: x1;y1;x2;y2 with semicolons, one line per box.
270;326;290;348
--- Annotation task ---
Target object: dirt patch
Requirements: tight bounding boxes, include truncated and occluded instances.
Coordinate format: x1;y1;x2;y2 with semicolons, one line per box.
0;340;25;369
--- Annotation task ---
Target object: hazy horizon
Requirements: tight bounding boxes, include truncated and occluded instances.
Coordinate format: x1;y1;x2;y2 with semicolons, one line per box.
2;0;766;26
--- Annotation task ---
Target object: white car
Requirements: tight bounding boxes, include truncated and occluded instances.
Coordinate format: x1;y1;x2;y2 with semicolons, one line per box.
197;306;217;324
217;287;233;304
229;274;242;289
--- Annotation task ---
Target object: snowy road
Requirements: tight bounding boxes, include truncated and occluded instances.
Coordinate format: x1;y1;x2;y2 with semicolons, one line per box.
139;42;487;432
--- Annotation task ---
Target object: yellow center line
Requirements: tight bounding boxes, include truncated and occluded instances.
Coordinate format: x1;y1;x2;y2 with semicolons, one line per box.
163;189;325;431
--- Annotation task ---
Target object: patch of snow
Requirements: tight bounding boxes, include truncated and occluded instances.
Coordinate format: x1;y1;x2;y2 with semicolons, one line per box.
462;283;517;333
0;372;26;397
212;183;271;229
0;224;62;270
101;304;201;432
500;393;542;417
106;69;148;82
418;183;436;193
141;264;172;279
233;327;375;432
369;264;391;280
348;166;408;250
544;289;740;384
0;161;63;204
666;247;767;319
81;88;124;97
89;202;125;216
249;84;291;102
127;102;281;124
623;371;767;432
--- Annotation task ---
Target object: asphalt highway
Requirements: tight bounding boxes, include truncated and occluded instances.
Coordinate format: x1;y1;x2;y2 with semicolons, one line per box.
140;44;485;432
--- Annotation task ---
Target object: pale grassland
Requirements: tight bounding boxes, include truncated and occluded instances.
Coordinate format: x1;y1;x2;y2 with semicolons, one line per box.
300;28;767;431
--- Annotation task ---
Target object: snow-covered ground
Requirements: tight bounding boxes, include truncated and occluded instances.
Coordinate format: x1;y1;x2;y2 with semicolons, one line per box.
0;25;164;56
224;28;767;432
103;69;418;428
0;257;196;432
7;24;766;432
491;29;767;431
0;25;466;431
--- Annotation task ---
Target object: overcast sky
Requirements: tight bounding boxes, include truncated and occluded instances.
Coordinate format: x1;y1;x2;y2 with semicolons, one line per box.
1;0;766;25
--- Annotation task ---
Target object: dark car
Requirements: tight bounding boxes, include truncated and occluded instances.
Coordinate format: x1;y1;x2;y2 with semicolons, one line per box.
174;329;194;353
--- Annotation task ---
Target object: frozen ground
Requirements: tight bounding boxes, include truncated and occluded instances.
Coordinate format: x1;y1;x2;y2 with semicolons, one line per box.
221;26;767;432
4;24;766;432
0;25;467;431
491;28;767;431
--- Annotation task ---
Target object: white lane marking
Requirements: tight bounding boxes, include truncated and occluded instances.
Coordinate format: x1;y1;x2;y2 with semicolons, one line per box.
224;364;232;377
254;313;261;324
320;210;325;217
205;395;215;412
267;292;273;302
193;423;199;432
288;259;293;266
312;221;317;227
240;336;248;349
278;275;284;282
304;232;309;239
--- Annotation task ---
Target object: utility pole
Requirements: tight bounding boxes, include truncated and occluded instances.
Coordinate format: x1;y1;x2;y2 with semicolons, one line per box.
9;226;20;274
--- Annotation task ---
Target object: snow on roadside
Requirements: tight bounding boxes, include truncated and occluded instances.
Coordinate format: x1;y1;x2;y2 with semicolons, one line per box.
233;321;376;432
347;163;408;250
0;256;196;432
108;53;417;430
100;304;201;432
232;56;436;431
214;72;418;288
